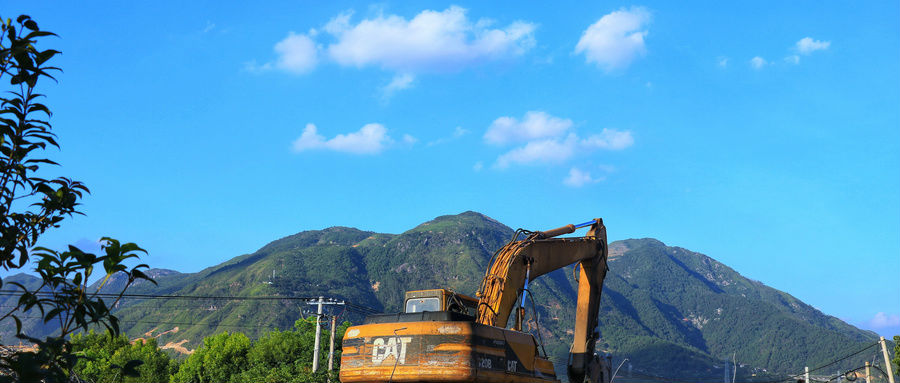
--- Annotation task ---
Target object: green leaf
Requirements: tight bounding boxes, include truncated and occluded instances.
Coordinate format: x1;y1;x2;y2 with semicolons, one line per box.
13;315;22;334
44;307;64;323
34;49;59;65
23;20;38;31
130;268;157;285
10;73;25;85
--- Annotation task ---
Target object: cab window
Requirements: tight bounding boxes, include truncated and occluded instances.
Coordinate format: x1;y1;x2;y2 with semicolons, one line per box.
405;297;441;313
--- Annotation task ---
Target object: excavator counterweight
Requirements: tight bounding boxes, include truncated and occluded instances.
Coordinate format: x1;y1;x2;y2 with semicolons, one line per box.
340;219;612;383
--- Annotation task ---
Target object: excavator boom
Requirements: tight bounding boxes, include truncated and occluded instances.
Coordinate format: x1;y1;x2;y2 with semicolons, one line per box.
340;218;612;383
475;219;609;383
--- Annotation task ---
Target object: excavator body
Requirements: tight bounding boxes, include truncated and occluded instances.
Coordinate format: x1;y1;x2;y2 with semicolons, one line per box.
340;289;557;382
340;219;612;383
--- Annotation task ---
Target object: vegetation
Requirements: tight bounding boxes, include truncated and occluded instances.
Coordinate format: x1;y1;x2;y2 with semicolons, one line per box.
2;211;883;380
174;318;349;383
70;331;176;383
0;14;153;382
893;335;899;378
63;318;347;383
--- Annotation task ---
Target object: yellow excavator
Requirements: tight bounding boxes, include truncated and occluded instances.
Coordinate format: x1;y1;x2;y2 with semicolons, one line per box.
340;218;611;383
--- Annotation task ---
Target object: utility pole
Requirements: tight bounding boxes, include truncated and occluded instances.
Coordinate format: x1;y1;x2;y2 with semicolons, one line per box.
611;358;629;383
313;297;323;373
307;297;345;374
805;366;810;383
327;315;337;381
880;336;896;383
865;361;870;383
732;353;737;383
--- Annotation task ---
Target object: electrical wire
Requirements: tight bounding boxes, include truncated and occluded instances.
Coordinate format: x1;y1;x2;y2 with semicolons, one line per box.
0;290;380;313
4;315;285;330
575;341;881;383
794;342;879;378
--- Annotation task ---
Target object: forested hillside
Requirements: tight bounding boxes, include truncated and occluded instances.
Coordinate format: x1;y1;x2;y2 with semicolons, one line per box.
0;212;883;379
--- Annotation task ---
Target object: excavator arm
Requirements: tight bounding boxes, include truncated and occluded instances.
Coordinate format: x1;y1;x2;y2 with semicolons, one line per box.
475;218;611;383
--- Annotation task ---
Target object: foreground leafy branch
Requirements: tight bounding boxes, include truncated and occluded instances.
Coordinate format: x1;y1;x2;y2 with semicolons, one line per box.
0;14;153;382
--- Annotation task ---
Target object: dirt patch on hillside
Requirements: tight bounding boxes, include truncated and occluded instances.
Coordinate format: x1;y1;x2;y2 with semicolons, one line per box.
609;242;629;258
162;339;193;355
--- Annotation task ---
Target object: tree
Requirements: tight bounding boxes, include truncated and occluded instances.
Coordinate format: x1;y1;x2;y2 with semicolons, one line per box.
171;318;352;383
69;331;175;383
107;338;175;383
893;335;899;379
0;15;153;382
170;331;252;383
69;331;131;382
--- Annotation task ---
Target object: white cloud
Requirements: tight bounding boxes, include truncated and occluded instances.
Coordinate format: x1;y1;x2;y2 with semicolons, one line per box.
868;312;900;329
257;7;535;96
382;73;416;98
729;38;828;72
324;11;353;35
750;56;766;70
271;32;319;74
564;167;603;187
473;161;484;171
484;111;573;145
484;111;634;169
796;37;830;55
202;21;216;34
583;128;634;150
717;57;729;67
495;135;578;168
292;123;404;154
575;7;651;72
325;6;536;73
492;131;633;169
402;134;418;145
428;126;469;146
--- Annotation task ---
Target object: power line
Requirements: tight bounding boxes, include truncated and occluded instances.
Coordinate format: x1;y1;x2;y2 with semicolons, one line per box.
757;341;881;383
0;290;380;314
613;342;881;383
7;315;298;331
2;290;318;301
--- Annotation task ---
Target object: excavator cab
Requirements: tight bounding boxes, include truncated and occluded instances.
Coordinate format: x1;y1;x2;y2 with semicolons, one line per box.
404;289;478;316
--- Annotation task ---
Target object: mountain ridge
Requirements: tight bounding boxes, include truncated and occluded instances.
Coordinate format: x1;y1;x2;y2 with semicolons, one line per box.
0;212;881;379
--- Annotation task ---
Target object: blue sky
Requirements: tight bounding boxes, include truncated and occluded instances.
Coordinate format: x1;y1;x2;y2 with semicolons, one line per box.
3;1;898;336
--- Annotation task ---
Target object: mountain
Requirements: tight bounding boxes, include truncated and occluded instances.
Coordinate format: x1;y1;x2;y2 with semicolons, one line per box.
596;239;876;376
0;212;882;380
0;273;60;344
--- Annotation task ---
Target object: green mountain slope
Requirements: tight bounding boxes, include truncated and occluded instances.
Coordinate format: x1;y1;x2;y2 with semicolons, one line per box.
0;212;882;379
593;239;877;377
